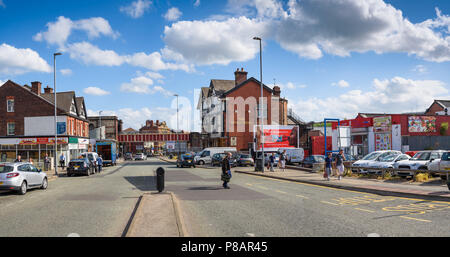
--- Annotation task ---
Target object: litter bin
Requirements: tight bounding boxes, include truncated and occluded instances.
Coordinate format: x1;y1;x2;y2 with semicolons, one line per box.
254;158;264;172
156;167;165;192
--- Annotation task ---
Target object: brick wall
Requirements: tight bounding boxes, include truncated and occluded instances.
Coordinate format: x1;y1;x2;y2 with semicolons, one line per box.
425;102;444;115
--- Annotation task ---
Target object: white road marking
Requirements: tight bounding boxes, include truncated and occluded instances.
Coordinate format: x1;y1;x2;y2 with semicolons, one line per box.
367;233;380;237
67;233;80;237
246;233;255;237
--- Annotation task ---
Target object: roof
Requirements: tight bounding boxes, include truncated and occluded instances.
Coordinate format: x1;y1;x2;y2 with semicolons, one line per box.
221;77;273;97
41;91;77;115
209;80;235;96
435;100;450;108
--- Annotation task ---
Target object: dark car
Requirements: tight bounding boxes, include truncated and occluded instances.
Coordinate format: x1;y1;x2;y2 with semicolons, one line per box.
67;158;95;176
237;154;254;166
211;153;226;167
301;155;325;168
124;152;133;160
176;154;196;168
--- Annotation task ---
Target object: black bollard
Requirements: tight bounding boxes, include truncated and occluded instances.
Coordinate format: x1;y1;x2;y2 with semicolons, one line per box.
156;167;165;193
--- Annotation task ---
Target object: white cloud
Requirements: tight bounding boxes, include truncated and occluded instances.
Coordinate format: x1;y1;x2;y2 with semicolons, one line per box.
66;42;125;66
0;0;6;8
413;65;428;74
163;0;450;65
60;69;72;76
33;16;119;47
289;77;449;122
194;0;200;7
120;73;172;96
332;80;350;88
0;43;52;75
83;87;111;96
0;80;5;86
278;82;307;90
120;0;152;19
164;7;182;21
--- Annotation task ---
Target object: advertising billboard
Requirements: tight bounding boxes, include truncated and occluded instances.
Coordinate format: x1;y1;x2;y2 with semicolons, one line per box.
375;134;391;151
408;116;436;133
254;125;299;151
373;116;391;133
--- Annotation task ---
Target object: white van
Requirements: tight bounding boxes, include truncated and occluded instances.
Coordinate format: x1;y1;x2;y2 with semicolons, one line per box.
278;148;304;164
194;147;237;165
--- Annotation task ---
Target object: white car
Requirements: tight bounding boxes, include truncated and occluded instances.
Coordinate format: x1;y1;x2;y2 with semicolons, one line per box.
367;154;411;175
0;162;48;195
395;150;446;178
352;150;402;174
427;151;450;180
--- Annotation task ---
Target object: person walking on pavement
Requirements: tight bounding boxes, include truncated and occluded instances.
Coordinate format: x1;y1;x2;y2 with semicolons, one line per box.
336;149;346;180
14;155;23;162
269;153;276;172
221;152;232;189
59;153;66;170
44;153;50;171
279;150;287;172
97;155;103;173
324;152;333;181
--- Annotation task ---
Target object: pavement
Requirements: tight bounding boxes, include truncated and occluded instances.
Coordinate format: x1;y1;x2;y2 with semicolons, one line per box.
158;156;450;201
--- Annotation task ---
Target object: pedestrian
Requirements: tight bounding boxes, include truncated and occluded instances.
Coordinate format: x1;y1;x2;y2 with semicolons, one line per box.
324;152;332;181
44;153;50;171
336;149;346;180
60;153;66;170
28;157;34;165
14;155;23;162
97;155;103;173
221;152;232;189
269;153;275;172
279;150;286;172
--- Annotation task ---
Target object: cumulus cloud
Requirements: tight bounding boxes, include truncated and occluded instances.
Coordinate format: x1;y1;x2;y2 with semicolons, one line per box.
60;69;72;76
163;0;450;65
288;77;449;122
33;16;119;47
120;73;172;96
332;80;350;88
164;7;182;21
83;87;111;96
194;0;200;7
278;82;307;91
412;65;428;74
0;43;52;75
120;0;152;19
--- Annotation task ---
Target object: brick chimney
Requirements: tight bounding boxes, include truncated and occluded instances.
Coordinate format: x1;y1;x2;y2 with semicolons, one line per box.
44;86;53;94
273;86;281;97
31;81;42;95
156;120;160;126
234;67;248;86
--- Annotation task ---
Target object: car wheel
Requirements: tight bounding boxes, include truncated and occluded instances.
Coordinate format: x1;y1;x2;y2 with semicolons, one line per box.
199;160;205;165
19;181;27;195
40;178;48;190
441;175;448;181
86;169;90;176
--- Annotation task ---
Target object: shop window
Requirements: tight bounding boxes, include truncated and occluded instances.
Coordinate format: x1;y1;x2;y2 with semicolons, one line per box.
7;122;15;135
7;99;14;112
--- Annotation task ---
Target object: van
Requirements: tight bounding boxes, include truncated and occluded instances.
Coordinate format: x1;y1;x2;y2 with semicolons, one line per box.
194;147;237;165
278;148;304;164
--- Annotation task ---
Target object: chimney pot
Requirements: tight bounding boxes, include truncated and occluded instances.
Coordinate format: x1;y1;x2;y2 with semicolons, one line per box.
44;86;53;94
234;68;248;86
31;81;42;95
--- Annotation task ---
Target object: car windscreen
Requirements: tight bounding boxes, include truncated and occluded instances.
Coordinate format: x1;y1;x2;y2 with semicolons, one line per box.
413;152;431;160
240;154;251;158
313;156;325;162
182;155;193;160
442;152;450;161
379;154;398;162
0;165;14;173
362;152;382;160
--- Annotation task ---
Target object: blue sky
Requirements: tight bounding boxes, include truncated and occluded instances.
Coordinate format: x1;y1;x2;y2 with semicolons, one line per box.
1;0;449;130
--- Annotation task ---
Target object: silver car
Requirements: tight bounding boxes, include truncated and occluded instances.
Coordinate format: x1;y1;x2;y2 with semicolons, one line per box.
0;162;48;195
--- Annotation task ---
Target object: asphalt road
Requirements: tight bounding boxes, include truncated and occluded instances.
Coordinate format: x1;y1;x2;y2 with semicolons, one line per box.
161;160;450;237
1;158;449;237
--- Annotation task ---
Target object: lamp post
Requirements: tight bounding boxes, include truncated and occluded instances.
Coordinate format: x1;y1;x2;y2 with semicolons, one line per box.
99;111;103;140
174;94;179;157
253;37;264;172
53;52;62;176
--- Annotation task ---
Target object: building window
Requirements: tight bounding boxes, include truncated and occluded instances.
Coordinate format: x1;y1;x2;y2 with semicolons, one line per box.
7;122;15;135
7;99;14;112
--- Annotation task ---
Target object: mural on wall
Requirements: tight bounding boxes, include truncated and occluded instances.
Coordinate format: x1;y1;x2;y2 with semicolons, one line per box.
375;134;391;151
373;116;391;133
408;116;436;133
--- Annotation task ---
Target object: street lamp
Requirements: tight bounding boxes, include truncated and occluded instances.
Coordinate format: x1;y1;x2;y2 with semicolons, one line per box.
53;52;62;176
174;94;179;157
253;37;264;173
99;111;103;140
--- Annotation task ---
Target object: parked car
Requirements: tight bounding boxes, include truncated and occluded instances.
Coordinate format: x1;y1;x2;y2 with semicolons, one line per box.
67;158;95;177
0;162;48;195
301;155;325;168
124;152;133;160
352;150;402;174
80;152;99;172
366;153;410;175
176;154;196;168
194;147;237;165
211;153;226;167
134;153;147;161
427;151;450;180
395;150;446;178
237;154;255;167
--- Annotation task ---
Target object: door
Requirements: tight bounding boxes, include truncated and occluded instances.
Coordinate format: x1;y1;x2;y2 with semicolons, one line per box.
201;151;211;164
18;164;33;187
29;164;43;186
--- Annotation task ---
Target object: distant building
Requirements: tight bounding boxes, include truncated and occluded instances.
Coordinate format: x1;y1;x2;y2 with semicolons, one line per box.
88;116;122;141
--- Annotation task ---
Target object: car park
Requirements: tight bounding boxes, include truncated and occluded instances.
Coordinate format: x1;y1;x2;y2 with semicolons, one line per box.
67;158;95;176
395;150;446;178
301;155;325;168
352;150;402;174
367;153;410;175
237;154;254;166
176;154;196;168
427;151;450;180
0;162;48;195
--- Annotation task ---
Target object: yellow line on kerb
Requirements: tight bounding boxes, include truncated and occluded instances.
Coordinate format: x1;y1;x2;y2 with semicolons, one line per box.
275;190;287;194
399;216;432;223
354;208;375;213
321;201;339;206
296;194;309;199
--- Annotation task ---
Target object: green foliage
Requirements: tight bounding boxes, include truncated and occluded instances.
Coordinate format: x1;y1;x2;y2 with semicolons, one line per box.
440;122;448;136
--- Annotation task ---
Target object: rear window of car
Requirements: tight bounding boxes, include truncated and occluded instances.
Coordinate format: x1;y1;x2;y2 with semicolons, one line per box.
241;155;250;158
442;152;450;161
0;165;14;173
